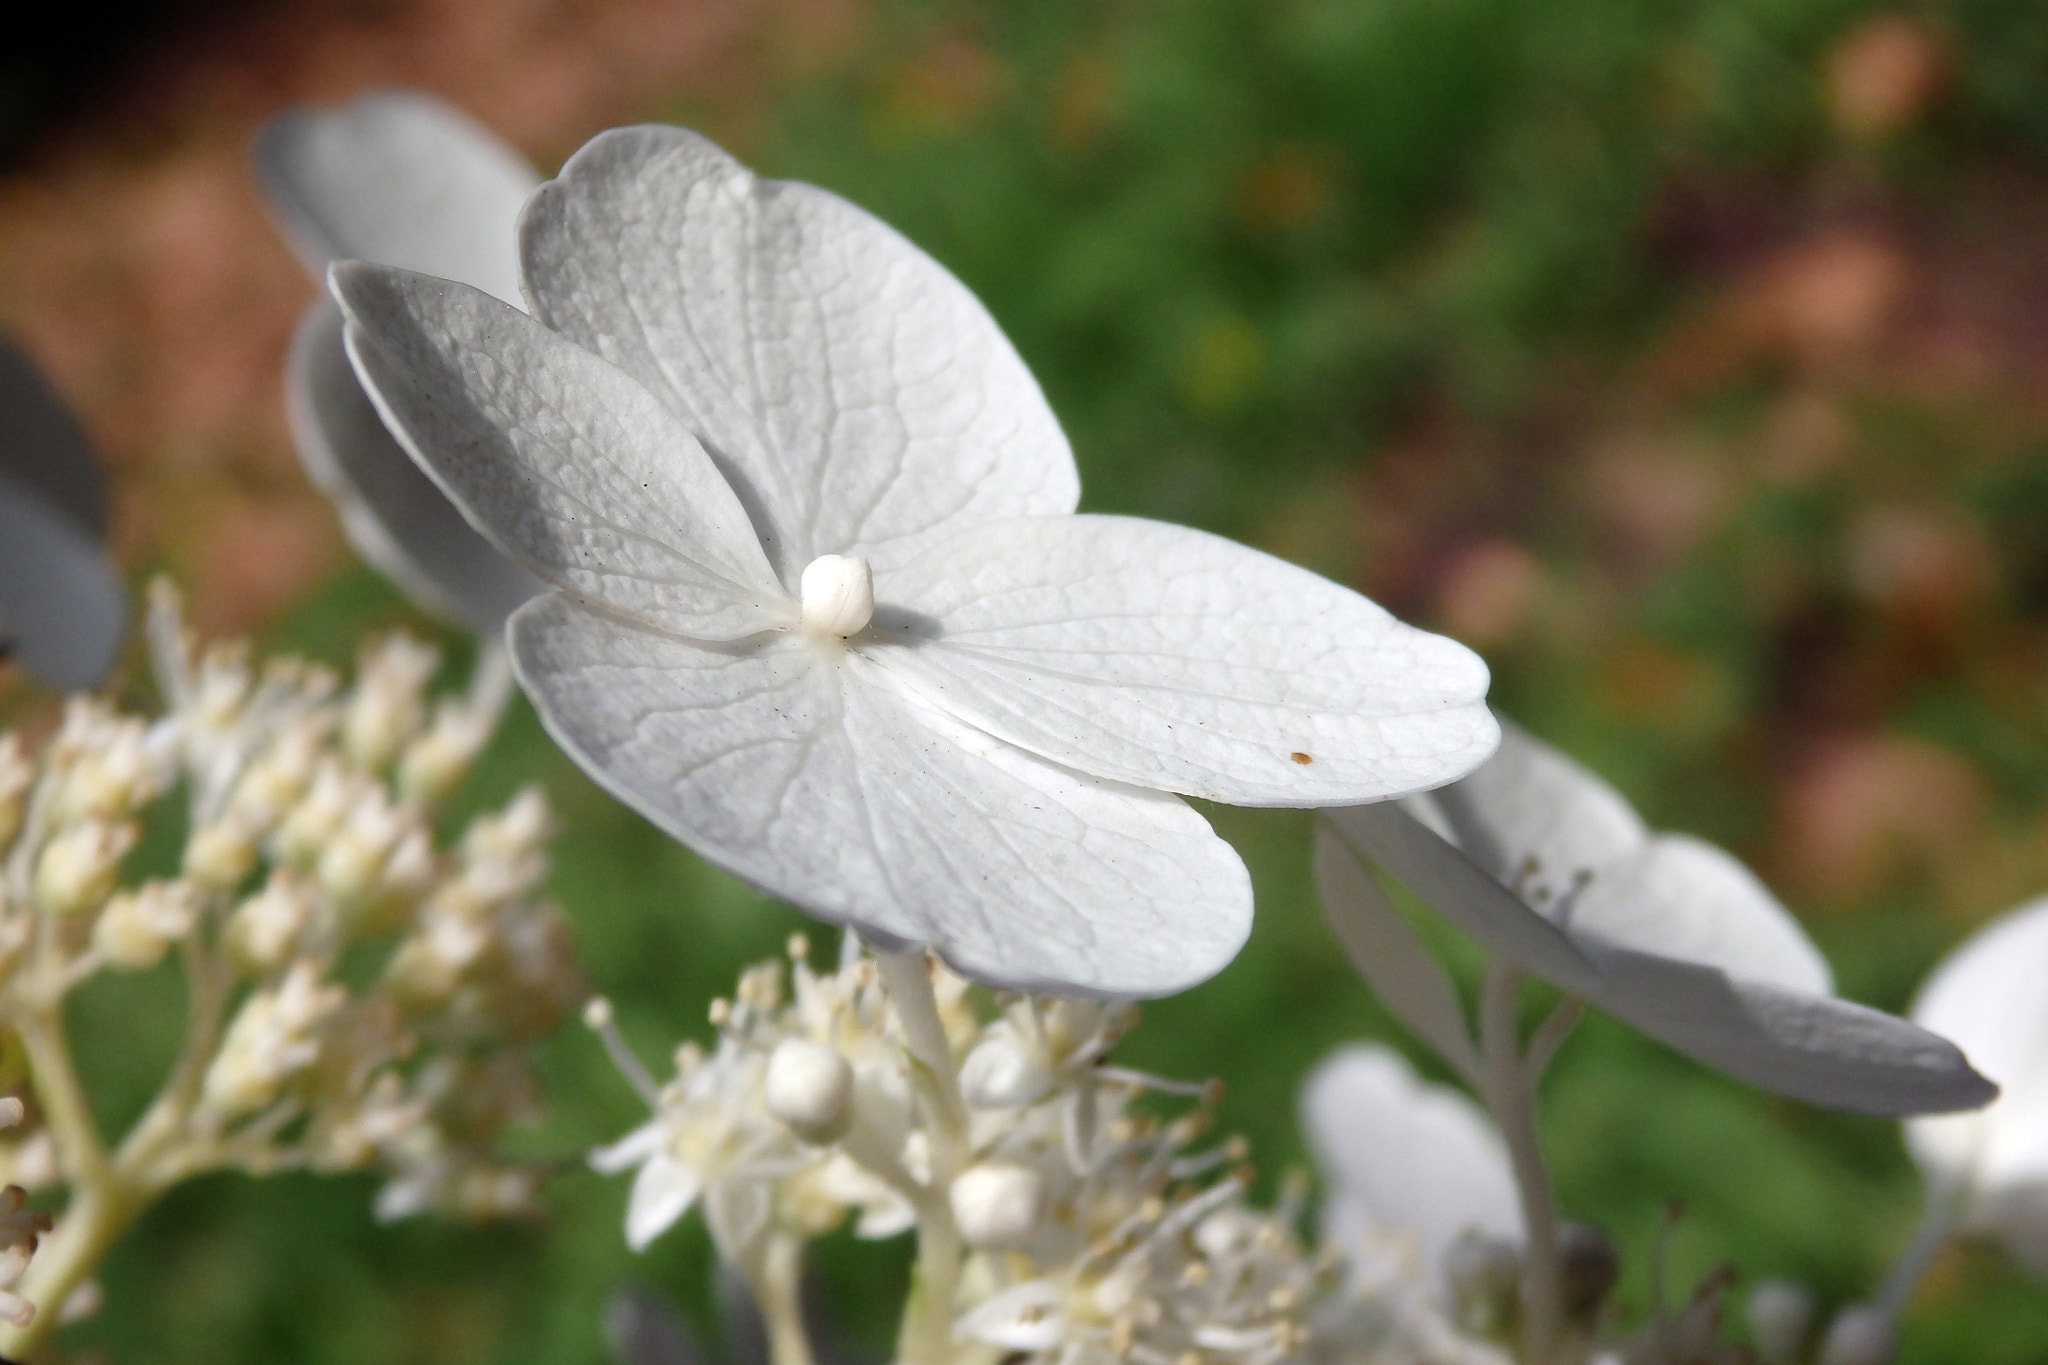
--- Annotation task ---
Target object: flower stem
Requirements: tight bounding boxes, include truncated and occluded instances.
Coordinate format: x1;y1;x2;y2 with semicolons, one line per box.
753;1232;817;1365
1873;1180;1962;1328
1479;960;1564;1365
873;949;967;1365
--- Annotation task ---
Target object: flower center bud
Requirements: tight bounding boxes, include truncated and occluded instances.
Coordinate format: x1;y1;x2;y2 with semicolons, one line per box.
798;555;875;637
764;1038;855;1143
950;1162;1044;1248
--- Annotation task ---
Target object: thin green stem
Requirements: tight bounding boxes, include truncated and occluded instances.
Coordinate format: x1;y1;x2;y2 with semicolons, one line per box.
1479;960;1564;1365
1874;1179;1962;1326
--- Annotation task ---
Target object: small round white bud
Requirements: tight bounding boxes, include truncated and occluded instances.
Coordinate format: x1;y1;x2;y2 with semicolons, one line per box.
1747;1279;1816;1364
582;997;615;1031
764;1039;854;1143
950;1162;1043;1248
1818;1306;1894;1365
798;555;875;637
959;1035;1053;1108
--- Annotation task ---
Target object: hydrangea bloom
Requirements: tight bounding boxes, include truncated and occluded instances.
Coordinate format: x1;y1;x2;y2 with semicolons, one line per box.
1320;724;1992;1114
1904;894;2048;1271
257;91;542;632
331;124;1496;995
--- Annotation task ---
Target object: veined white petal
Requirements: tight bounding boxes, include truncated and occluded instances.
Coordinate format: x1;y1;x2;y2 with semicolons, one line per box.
1907;897;2048;1201
1301;1044;1521;1297
1581;940;1995;1116
334;265;785;640
508;596;1250;997
870;514;1497;805
1423;721;1646;890
1570;835;1832;996
624;1152;702;1252
517;125;1078;584
256;90;537;303
287;301;541;633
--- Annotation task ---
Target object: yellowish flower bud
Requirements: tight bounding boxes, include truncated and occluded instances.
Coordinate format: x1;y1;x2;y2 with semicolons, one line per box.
183;818;257;891
764;1039;854;1143
34;820;135;916
93;881;199;970
950;1162;1043;1249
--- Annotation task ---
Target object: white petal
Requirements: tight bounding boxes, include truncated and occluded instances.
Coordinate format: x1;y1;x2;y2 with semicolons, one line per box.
1906;896;2048;1198
1570;835;1831;996
0;342;123;689
333;264;785;639
508;596;1251;996
1301;1043;1521;1293
517;125;1078;583
625;1152;702;1251
590;1118;669;1174
870;514;1497;805
1425;722;1646;891
1322;804;1599;995
287;301;541;632
956;1280;1067;1351
1581;940;1996;1116
1313;823;1478;1080
0;471;124;690
255;90;537;303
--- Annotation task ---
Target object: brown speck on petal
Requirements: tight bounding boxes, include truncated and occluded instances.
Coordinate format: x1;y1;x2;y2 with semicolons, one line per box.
1290;752;1312;765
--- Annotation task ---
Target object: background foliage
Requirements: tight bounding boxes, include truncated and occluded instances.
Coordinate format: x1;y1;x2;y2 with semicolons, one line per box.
9;0;2048;1360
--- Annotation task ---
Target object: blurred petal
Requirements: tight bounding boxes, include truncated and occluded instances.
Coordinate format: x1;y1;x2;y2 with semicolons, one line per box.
256;89;537;303
873;514;1497;805
1424;721;1646;894
1314;823;1478;1079
1301;1043;1521;1295
0;472;123;690
625;1152;702;1251
1907;896;2048;1199
1324;803;1599;994
287;301;541;633
509;596;1251;996
1584;941;1996;1116
1570;834;1832;995
956;1280;1067;1351
519;125;1078;583
334;265;784;639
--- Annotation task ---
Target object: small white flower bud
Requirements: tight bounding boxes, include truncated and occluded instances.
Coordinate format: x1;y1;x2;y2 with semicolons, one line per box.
950;1162;1043;1249
345;634;439;770
960;1034;1053;1108
93;881;198;970
764;1039;854;1143
33;820;135;916
183;818;257;891
399;702;493;805
225;875;315;975
1818;1306;1894;1365
798;555;875;637
1747;1279;1816;1364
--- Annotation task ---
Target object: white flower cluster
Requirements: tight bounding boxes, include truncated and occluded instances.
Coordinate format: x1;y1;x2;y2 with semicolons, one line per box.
0;583;578;1357
593;940;1499;1365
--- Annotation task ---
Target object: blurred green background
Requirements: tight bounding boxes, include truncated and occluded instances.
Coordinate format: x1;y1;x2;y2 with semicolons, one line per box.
11;0;2048;1360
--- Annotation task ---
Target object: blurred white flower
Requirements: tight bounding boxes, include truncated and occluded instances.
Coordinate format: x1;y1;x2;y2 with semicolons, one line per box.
1320;723;1992;1114
331;123;1498;996
1905;894;2048;1271
0;339;124;689
1301;1043;1521;1304
256;90;543;632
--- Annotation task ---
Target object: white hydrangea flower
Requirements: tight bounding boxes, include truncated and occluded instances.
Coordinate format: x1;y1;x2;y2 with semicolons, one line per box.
257;90;543;632
329;123;1498;996
1301;1044;1521;1306
1320;723;1992;1114
1904;894;2048;1272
